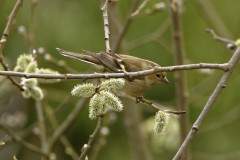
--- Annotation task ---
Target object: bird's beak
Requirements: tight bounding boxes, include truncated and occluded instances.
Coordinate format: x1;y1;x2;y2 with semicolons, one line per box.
162;77;170;84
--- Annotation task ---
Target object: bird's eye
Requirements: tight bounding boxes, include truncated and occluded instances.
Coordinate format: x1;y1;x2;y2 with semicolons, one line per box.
155;73;161;78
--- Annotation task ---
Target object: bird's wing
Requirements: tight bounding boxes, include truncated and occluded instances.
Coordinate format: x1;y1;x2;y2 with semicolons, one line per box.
85;52;123;73
119;54;154;81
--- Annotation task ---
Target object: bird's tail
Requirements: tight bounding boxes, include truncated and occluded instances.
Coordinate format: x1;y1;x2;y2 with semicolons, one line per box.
56;48;100;65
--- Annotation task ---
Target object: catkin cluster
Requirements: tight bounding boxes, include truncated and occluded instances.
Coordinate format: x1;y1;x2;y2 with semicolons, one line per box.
14;54;60;100
71;78;125;119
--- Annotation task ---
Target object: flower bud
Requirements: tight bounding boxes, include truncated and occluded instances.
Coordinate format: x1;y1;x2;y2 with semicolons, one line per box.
100;78;125;92
71;83;95;97
154;111;169;135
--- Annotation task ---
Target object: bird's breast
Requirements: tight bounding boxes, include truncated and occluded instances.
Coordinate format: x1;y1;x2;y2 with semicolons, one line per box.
117;78;150;97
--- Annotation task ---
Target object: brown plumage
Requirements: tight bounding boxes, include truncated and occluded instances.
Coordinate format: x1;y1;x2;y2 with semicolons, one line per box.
56;48;169;98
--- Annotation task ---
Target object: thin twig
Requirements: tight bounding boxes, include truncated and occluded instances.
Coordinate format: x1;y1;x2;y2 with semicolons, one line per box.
131;0;150;17
154;37;173;54
29;0;38;54
102;0;111;53
0;0;24;91
0;121;47;157
173;47;240;159
43;52;79;73
47;98;88;151
0;0;23;55
0;58;24;90
122;98;153;160
193;0;233;39
189;75;217;103
35;101;47;159
206;29;235;45
46;106;79;160
138;97;186;115
127;18;170;50
0;63;229;79
108;5;153;160
4;96;75;145
0;135;8;146
168;1;189;158
78;117;103;160
0;39;6;44
199;105;240;134
112;0;141;53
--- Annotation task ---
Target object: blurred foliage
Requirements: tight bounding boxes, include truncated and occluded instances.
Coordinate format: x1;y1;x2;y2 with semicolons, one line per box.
1;0;240;160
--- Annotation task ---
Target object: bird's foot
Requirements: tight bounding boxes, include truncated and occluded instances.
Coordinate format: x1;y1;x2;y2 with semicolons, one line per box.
135;96;143;103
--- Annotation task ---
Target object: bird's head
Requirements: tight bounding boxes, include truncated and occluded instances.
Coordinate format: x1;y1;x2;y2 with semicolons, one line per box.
154;72;170;84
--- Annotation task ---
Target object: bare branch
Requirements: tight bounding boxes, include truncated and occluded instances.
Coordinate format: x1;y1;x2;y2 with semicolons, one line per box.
168;0;189;158
43;52;79;73
102;0;111;53
173;47;240;159
0;58;24;90
131;0;150;17
0;0;23;55
206;29;235;44
193;0;233;39
127;18;170;50
138;97;186;115
206;29;236;49
28;0;38;54
0;0;24;91
112;0;141;53
0;39;6;44
0;135;8;146
199;105;240;134
0;121;47;157
46;107;79;160
35;101;47;157
47;98;88;151
78;117;103;160
0;63;228;79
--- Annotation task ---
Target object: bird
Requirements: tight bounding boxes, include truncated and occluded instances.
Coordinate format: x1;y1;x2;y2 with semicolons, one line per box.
56;48;169;98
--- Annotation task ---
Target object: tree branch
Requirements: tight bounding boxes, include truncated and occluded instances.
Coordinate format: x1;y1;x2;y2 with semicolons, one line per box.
168;0;189;158
0;0;24;91
122;98;153;160
0;121;47;157
46;106;79;160
173;47;240;160
35;101;48;159
111;0;140;53
127;18;170;50
47;98;88;151
205;29;234;44
102;0;111;53
28;0;38;54
206;29;236;49
78;116;103;160
131;0;150;17
0;63;228;79
193;0;233;39
0;0;23;54
138;97;186;115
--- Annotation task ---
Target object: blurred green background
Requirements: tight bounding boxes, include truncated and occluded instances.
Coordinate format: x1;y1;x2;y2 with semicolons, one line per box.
1;0;240;160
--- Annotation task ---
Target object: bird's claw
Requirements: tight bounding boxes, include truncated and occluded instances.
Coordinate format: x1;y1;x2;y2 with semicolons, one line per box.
135;96;143;103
